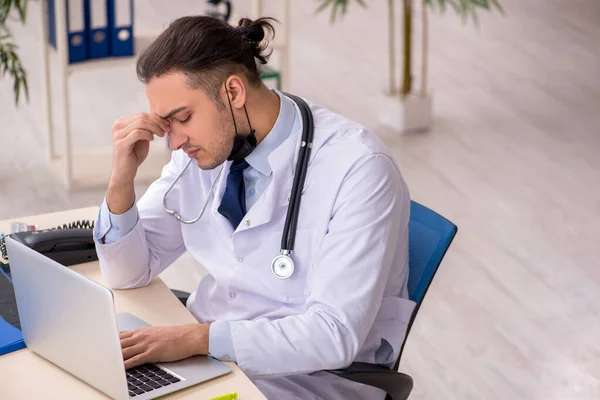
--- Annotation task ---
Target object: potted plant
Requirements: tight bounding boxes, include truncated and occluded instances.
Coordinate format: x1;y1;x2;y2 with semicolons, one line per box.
316;0;504;132
0;0;29;106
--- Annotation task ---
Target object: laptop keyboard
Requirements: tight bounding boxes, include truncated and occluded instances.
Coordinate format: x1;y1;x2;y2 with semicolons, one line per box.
126;364;181;397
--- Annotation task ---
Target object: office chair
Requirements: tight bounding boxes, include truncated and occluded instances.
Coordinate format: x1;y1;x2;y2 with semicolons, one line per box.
327;200;458;400
171;200;458;400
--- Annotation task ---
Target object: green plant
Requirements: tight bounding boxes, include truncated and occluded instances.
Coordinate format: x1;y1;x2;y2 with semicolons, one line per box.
315;0;367;23
0;0;29;106
316;0;504;97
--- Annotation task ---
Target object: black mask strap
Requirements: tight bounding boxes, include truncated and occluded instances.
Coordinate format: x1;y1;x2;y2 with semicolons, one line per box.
225;83;257;161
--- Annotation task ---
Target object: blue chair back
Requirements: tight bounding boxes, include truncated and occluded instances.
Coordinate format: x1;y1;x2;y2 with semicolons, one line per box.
395;201;457;368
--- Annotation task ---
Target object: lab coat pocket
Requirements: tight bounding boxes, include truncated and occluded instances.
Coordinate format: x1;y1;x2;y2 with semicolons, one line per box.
263;228;318;304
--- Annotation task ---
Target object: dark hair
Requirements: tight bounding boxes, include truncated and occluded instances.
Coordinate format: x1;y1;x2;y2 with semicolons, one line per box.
136;16;276;105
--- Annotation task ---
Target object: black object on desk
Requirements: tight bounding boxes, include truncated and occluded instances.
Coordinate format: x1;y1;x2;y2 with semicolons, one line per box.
9;228;97;267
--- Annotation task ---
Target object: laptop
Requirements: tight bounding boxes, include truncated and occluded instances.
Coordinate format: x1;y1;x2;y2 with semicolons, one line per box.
5;237;231;400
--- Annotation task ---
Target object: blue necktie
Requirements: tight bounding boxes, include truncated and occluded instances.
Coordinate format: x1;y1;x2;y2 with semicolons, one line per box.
218;159;250;228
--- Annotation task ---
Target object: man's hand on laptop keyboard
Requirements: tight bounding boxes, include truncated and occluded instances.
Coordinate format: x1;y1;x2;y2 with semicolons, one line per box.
120;324;210;369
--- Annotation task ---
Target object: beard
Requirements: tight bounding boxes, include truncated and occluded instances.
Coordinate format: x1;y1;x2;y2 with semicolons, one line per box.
193;109;236;170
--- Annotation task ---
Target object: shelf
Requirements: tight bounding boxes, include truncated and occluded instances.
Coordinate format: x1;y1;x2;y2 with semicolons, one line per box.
65;32;159;74
50;140;171;189
63;34;283;74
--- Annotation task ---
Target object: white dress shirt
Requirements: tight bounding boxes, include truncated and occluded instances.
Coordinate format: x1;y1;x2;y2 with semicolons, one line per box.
94;90;414;400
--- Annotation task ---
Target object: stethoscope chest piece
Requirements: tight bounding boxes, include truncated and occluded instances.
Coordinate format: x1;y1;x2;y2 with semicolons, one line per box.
271;253;295;279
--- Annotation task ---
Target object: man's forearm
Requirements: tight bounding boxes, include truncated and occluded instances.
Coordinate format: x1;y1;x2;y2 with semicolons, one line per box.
107;179;136;215
187;323;211;356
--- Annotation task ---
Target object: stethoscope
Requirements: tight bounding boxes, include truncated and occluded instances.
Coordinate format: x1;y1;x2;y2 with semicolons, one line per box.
163;93;314;280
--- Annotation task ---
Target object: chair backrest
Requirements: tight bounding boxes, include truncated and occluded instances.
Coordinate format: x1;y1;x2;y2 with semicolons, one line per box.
395;201;457;369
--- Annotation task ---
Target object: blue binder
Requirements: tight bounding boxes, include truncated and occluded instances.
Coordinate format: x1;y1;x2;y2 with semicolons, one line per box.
0;316;25;356
0;268;25;357
48;0;57;49
108;0;134;57
86;0;110;59
66;0;89;63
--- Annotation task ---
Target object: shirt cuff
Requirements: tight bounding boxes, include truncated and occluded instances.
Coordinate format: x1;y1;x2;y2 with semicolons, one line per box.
208;321;237;362
94;198;139;244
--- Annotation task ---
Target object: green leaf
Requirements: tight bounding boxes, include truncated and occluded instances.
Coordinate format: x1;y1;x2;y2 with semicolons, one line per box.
21;70;29;101
456;0;466;22
331;2;339;23
1;0;29;27
472;0;490;9
469;6;480;27
17;0;27;23
315;0;334;15
490;0;505;14
14;78;21;105
0;0;30;105
315;0;367;24
437;0;448;12
445;0;460;12
0;52;7;68
423;0;435;12
0;0;13;24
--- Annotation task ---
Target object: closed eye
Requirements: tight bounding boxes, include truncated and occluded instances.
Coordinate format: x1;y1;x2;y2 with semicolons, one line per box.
179;115;191;124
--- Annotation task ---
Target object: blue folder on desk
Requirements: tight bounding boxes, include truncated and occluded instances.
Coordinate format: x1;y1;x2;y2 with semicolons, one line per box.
0;316;25;356
0;265;26;356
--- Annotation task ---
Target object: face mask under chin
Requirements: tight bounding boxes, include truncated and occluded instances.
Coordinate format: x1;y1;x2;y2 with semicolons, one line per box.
227;132;257;161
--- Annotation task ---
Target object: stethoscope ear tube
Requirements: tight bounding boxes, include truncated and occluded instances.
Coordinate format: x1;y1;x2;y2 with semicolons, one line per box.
280;93;314;253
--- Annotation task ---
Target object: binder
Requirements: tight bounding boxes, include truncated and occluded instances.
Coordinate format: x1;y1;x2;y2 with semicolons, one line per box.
0;268;25;356
48;0;57;49
0;316;25;356
66;0;88;63
108;0;134;57
87;0;110;59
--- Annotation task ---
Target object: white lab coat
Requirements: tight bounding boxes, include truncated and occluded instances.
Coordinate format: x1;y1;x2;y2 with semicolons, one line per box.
95;99;415;400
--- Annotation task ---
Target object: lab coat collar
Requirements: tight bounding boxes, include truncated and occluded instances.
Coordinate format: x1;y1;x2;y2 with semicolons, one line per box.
237;125;300;232
244;90;296;178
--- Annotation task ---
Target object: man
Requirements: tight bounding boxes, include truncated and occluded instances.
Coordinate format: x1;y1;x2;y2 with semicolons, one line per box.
94;15;415;400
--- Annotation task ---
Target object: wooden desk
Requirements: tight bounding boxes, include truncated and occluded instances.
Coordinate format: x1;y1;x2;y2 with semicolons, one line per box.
0;207;266;400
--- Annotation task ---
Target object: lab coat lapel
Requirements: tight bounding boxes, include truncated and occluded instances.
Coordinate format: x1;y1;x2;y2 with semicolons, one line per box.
243;126;302;230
